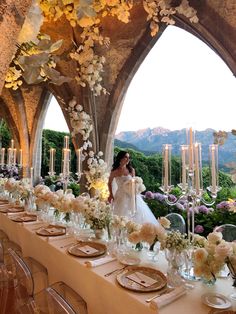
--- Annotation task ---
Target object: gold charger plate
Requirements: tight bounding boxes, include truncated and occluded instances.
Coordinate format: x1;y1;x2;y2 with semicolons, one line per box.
8;206;25;213
116;266;167;292
11;214;37;223
67;241;107;258
36;225;66;237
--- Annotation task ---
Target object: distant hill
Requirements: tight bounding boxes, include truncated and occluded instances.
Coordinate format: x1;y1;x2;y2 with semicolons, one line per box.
115;127;236;169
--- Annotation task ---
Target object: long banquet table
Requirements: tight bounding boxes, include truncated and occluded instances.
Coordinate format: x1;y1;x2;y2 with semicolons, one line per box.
1;211;236;314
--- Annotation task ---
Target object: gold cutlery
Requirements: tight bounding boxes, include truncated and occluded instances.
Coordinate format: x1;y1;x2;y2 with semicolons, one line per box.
145;288;174;303
104;265;128;277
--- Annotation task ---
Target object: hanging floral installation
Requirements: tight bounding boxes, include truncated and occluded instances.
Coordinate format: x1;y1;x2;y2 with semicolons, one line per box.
4;0;198;94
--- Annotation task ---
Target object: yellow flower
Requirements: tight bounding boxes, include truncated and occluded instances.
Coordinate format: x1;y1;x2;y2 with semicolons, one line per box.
77;16;96;28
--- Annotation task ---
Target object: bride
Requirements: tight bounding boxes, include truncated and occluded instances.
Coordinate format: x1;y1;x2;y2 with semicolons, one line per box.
108;150;157;224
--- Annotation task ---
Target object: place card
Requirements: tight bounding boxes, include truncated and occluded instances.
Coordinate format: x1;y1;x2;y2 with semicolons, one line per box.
126;271;157;287
77;245;99;255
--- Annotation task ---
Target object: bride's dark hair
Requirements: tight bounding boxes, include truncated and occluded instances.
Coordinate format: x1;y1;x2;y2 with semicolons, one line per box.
112;150;133;173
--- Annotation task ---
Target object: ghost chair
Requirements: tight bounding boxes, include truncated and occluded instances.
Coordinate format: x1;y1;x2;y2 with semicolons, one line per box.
8;249;87;314
214;224;236;242
0;262;16;314
165;213;186;234
17;287;76;314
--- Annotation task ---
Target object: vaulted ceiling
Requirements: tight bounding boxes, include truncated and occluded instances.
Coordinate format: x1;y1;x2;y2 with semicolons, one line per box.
0;0;235;179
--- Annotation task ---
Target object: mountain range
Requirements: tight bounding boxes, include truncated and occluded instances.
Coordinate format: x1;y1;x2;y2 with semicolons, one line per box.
115;127;236;169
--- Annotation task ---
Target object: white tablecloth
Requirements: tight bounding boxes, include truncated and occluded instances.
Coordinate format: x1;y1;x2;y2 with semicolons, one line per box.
1;212;236;314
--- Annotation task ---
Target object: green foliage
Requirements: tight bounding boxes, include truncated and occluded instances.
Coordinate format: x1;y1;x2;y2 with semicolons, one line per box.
41;129;76;177
193;210;236;237
0;119;12;148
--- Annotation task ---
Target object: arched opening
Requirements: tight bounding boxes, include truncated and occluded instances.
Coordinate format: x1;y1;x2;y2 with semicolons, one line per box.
41;95;77;179
114;25;236;173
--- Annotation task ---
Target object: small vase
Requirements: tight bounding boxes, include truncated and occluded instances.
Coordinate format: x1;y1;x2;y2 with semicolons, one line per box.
94;229;104;239
146;241;160;260
165;249;185;287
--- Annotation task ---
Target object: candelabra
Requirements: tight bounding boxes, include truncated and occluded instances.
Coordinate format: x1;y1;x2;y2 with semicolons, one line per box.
49;136;83;192
161;129;221;241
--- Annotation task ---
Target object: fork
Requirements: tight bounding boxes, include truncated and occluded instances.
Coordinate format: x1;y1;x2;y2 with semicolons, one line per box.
145;288;174;303
104;265;128;277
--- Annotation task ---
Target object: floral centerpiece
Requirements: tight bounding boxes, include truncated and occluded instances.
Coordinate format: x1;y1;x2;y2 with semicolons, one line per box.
34;184;52;210
128;217;170;249
193;231;232;284
82;198;112;235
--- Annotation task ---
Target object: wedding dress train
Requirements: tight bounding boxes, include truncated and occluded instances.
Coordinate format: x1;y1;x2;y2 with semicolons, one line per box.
112;175;157;224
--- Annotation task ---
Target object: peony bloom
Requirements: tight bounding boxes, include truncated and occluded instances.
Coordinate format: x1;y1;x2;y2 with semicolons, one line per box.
194;248;208;265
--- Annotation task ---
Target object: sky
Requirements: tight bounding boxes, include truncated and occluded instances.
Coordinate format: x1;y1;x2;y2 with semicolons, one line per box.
43;25;236;134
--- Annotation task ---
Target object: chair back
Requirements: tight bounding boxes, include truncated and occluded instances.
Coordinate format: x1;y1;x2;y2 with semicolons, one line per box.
214;224;236;242
51;281;87;314
165;213;186;234
45;287;76;313
0;264;10;314
8;248;34;299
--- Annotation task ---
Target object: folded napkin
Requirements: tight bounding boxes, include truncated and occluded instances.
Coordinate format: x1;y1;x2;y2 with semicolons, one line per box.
150;286;186;311
85;255;116;268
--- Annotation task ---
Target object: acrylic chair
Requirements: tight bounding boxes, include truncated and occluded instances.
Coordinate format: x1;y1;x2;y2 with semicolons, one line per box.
0;261;17;314
8;249;87;314
214;224;236;242
165;213;186;234
17;287;77;314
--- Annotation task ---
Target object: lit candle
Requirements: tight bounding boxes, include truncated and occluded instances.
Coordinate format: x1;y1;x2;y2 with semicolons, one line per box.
163;144;171;192
7;148;12;166
0;148;5;166
181;145;187;190
30;167;34;187
49;148;56;175
64;136;69;149
187;127;194;171
62;148;70;177
10;139;14;149
210;145;217;193
194;143;200;195
13;148;17;165
18;149;22;167
76;148;81;174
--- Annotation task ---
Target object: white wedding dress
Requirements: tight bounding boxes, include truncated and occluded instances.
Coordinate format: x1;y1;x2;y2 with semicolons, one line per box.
112;175;158;224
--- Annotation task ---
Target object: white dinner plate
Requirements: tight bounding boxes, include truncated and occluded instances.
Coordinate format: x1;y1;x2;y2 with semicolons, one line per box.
201;293;232;309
